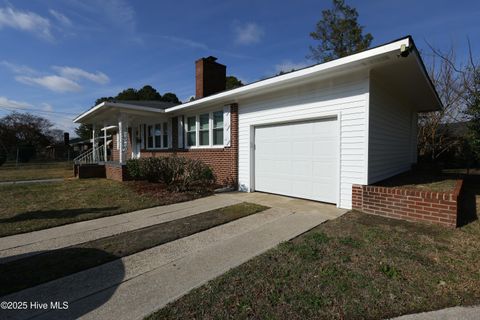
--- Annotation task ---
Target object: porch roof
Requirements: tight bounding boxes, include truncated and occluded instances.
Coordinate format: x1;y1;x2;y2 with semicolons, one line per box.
73;101;175;124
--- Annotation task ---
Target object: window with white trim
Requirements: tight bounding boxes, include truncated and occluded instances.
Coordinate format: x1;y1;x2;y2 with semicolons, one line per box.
186;116;196;146
212;111;223;145
146;123;169;149
184;110;224;147
199;113;209;146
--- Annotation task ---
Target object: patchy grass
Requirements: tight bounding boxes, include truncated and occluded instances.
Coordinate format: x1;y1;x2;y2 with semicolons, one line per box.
375;170;458;192
149;190;480;319
0;161;73;182
0;179;209;237
0;202;268;296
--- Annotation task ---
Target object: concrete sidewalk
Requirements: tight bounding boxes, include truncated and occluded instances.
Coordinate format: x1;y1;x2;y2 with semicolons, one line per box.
0;194;243;263
391;305;480;320
2;192;346;320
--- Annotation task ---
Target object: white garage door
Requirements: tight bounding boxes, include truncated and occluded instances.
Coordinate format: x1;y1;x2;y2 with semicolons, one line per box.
254;118;338;203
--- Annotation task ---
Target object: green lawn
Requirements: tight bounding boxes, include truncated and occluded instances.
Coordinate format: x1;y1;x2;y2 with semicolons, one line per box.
0;179;207;237
148;181;480;320
0;202;268;296
0;161;73;182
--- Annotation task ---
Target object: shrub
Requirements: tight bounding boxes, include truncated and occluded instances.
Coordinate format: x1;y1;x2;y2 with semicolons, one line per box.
125;156;216;192
126;159;142;180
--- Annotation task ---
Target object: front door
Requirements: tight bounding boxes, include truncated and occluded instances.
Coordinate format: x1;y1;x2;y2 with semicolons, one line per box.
132;126;141;159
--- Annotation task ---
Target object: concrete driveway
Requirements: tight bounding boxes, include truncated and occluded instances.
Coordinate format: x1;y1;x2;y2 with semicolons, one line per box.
2;192;346;320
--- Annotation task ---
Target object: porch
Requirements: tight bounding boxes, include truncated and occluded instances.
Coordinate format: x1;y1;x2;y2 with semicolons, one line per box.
73;101;175;180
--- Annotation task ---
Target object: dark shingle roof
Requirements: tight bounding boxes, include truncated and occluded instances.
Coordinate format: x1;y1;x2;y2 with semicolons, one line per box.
109;100;179;110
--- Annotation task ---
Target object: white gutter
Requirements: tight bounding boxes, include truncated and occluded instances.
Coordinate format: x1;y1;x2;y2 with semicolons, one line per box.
165;37;411;113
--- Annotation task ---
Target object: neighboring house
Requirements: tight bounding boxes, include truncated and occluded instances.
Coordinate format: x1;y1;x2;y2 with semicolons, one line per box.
74;36;441;209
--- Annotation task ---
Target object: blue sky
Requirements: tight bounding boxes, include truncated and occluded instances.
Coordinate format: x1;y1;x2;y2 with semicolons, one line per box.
0;0;479;134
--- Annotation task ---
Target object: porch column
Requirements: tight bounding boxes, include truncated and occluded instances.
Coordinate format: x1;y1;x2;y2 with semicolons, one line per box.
103;123;107;162
131;125;137;159
92;124;98;162
118;115;128;164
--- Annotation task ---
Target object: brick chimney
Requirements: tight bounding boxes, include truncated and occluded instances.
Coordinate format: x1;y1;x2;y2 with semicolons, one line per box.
195;56;226;99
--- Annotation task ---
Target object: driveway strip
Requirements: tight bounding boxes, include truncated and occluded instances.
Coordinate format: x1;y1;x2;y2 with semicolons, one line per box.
2;192;346;320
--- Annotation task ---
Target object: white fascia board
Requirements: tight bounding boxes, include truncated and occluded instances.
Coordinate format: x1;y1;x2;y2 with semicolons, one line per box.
166;37;411;113
74;101;165;123
73;101;107;123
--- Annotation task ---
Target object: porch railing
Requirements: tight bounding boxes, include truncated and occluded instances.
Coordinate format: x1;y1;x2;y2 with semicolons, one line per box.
73;145;106;165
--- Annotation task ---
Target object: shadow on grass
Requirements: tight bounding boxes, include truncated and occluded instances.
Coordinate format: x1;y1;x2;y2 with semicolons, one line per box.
0;207;120;223
0;248;125;319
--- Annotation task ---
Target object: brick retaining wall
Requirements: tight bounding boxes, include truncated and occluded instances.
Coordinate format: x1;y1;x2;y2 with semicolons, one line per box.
75;164;106;179
352;180;463;228
105;163;129;181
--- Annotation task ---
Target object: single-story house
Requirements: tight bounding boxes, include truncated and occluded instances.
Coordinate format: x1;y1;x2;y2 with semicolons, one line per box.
73;35;441;209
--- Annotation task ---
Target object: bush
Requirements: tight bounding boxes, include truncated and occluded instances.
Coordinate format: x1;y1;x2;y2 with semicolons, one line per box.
0;153;6;167
126;159;142;180
125;156;216;192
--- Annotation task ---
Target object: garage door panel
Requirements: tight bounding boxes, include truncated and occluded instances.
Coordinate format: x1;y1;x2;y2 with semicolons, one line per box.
255;118;337;203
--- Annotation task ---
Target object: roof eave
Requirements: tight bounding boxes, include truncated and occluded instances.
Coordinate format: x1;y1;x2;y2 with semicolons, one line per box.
165;37;412;113
73;101;166;123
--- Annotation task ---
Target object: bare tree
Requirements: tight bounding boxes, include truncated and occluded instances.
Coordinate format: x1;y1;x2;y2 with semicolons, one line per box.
417;46;466;161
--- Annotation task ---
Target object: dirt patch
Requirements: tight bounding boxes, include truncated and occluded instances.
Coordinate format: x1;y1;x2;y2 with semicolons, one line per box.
125;180;212;205
374;170;458;192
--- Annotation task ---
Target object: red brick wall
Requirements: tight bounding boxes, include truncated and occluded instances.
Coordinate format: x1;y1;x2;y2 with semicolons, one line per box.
105;163;128;181
111;129;132;162
141;104;238;186
352;181;463;228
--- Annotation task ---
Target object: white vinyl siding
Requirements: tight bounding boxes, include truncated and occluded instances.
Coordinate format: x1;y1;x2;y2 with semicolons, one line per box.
238;72;369;209
368;76;417;183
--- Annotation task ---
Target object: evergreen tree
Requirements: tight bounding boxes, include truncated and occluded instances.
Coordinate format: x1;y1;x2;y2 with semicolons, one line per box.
309;0;373;62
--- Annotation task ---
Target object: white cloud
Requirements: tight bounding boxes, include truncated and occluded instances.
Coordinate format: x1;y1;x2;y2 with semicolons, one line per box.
16;75;82;93
41;103;53;112
0;96;33;110
0;6;52;40
275;60;309;74
160;35;208;50
234;22;264;45
0;60;36;75
2;61;110;93
53;66;110;85
49;9;72;26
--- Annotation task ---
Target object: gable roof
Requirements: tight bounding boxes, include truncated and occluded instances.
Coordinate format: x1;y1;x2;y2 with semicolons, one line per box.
74;36;442;124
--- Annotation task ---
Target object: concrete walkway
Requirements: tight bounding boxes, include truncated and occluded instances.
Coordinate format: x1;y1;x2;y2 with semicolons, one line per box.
2;192;346;320
0;178;63;186
0;195;243;263
391;305;480;320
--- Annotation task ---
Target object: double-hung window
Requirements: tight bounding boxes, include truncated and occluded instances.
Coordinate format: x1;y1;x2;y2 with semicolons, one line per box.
212;111;223;145
186;116;196;146
185;110;224;147
146;122;169;149
199;113;210;146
